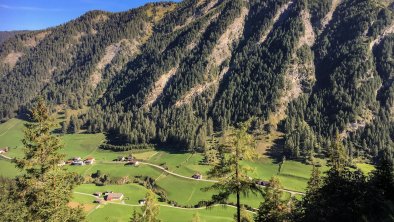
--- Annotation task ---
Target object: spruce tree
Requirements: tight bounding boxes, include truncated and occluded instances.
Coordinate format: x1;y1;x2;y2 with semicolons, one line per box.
255;177;288;222
141;189;160;222
236;206;253;222
204;121;263;222
307;165;322;194
191;212;201;222
11;99;85;222
329;134;348;173
130;209;142;222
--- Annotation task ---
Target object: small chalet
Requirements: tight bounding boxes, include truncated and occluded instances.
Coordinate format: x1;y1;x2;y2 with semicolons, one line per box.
125;155;134;161
139;199;146;205
73;157;82;161
71;160;84;166
105;193;124;201
84;157;95;165
192;173;203;180
256;180;270;186
125;160;139;166
93;192;102;197
117;156;125;161
0;147;9;154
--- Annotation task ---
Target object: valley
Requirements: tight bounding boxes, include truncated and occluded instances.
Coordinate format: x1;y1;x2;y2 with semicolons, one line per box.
1;0;393;221
0;117;372;221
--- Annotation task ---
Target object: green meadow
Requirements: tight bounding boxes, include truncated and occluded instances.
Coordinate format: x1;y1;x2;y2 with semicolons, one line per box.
0;118;375;221
72;184;254;222
85;203;244;222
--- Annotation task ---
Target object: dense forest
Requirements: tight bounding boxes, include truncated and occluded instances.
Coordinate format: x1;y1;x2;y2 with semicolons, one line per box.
0;31;28;44
0;0;393;163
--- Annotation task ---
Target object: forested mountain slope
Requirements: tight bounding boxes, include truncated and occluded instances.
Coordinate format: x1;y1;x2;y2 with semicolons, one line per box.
0;0;393;162
0;31;28;44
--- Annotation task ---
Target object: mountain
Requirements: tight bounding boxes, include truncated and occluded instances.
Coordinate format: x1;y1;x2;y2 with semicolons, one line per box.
0;31;29;44
0;0;393;161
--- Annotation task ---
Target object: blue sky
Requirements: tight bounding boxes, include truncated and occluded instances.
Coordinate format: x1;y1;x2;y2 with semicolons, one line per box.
0;0;180;31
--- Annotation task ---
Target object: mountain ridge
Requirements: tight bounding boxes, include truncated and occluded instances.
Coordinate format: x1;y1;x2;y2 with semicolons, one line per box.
0;0;393;162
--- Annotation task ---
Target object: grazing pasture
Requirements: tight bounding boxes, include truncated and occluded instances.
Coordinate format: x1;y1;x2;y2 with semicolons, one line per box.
0;118;376;221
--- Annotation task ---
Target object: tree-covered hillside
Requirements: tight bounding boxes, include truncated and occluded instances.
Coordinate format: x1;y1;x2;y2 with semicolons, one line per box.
0;0;393;162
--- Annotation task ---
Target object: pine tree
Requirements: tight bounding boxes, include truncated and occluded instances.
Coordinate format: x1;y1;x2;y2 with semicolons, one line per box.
68;115;80;134
236;206;253;222
370;148;394;201
329;134;348;173
307;165;322;194
191;212;201;222
61;121;68;134
130;209;142;222
0;177;26;221
141;189;160;222
204;121;263;222
11;99;85;221
255;177;288;222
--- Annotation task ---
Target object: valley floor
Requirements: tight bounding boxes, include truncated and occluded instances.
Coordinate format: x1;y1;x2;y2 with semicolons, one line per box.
0;118;374;221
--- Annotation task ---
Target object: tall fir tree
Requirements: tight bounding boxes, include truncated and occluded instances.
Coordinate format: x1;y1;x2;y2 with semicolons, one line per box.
9;99;85;221
236;206;253;222
329;134;348;173
134;189;160;222
191;212;201;222
204;121;263;222
255;177;289;222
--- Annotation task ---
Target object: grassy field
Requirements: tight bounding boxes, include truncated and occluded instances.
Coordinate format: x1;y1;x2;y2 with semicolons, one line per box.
0;118;376;221
0;118;25;158
0;158;20;177
86;203;244;222
72;183;253;222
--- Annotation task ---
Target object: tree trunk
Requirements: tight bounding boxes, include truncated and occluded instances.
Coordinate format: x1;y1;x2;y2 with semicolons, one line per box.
236;142;241;222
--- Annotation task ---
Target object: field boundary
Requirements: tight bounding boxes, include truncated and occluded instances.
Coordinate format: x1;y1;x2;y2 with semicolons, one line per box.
73;191;257;214
3;153;305;195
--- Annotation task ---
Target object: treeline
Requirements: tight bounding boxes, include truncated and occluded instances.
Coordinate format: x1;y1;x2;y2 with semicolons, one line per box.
0;0;393;162
84;0;307;151
99;143;155;152
282;0;394;162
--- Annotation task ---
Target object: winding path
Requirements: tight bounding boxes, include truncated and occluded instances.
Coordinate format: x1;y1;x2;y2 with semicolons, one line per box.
0;154;12;160
2;153;305;196
73;191;257;214
138;161;305;196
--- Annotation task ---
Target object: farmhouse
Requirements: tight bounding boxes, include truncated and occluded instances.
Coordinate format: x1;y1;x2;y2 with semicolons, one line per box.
126;155;134;161
117;156;125;161
105;193;124;201
192;173;203;180
256;180;270;186
73;157;82;161
71;160;85;166
84;157;95;165
125;160;139;166
0;147;9;154
93;192;101;197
